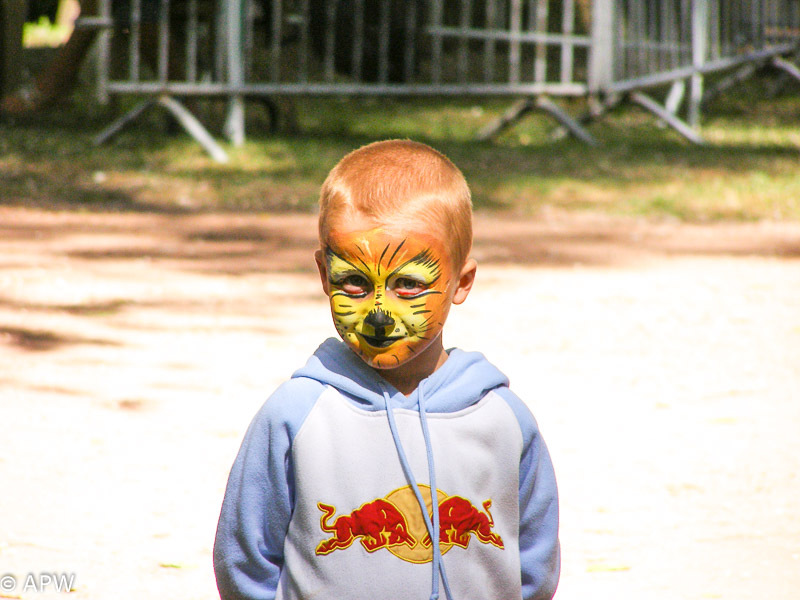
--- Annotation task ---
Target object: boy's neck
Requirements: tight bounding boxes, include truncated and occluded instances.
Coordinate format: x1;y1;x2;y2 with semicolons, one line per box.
373;336;449;396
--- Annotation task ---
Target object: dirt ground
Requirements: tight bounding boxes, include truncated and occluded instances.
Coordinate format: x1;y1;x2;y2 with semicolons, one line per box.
1;206;798;600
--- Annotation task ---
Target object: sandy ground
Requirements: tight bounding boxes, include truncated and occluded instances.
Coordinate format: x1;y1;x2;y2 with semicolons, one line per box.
1;206;799;600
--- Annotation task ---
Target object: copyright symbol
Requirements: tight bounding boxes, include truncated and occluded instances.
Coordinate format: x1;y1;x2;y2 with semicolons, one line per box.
0;574;16;592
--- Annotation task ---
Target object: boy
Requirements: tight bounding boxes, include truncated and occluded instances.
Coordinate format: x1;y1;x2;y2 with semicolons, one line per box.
213;140;560;600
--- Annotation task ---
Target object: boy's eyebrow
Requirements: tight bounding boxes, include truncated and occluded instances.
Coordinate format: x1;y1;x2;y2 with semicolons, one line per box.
377;243;391;276
389;249;442;283
326;249;370;278
385;239;406;270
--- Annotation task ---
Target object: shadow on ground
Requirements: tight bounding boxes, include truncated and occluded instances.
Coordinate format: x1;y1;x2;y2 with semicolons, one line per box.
1;208;798;279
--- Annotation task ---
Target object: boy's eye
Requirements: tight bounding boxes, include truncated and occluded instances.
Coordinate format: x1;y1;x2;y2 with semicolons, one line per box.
340;274;371;296
392;277;426;298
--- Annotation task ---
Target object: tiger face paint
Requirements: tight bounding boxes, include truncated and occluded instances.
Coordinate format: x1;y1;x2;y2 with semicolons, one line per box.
323;227;455;369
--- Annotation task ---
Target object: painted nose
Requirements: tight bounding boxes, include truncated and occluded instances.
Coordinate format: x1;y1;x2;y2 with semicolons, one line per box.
364;308;395;337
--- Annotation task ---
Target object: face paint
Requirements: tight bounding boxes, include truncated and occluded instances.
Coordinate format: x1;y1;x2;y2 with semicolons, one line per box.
325;227;454;369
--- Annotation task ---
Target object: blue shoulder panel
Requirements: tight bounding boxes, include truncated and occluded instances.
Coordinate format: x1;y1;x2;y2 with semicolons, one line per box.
213;377;326;600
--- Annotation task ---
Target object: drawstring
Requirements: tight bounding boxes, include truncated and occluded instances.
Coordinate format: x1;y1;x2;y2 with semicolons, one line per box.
418;386;454;600
382;386;453;600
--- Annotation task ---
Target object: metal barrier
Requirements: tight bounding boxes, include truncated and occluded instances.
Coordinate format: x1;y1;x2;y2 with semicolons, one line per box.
587;0;800;142
88;0;800;160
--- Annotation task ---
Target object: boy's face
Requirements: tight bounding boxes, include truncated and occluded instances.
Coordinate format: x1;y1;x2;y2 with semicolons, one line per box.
318;219;463;369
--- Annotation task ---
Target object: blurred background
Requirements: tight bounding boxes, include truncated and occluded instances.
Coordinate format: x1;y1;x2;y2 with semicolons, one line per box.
1;1;799;599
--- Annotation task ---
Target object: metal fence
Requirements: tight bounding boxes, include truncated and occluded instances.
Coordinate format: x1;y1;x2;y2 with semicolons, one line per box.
88;0;800;160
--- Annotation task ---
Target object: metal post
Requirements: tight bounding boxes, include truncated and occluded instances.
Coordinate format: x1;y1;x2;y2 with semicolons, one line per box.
224;0;246;146
299;0;310;82
588;0;614;96
534;0;549;83
378;0;391;83
403;0;418;82
689;0;708;128
186;0;198;82
324;0;337;81
458;0;473;82
708;0;719;60
560;0;575;84
483;0;497;82
158;0;170;83
130;0;141;81
270;0;282;82
431;0;444;84
509;0;522;84
96;0;111;103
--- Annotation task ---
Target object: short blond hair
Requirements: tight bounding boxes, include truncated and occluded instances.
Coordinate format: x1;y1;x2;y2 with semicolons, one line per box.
318;140;473;269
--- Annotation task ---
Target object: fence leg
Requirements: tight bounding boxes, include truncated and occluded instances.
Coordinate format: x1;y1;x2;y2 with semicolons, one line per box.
770;56;800;86
766;53;800;98
703;63;759;105
93;98;158;146
656;80;686;129
629;92;704;145
534;96;597;146
664;81;686;116
224;96;246;147
477;97;597;146
550;94;621;141
476;99;534;141
158;96;230;163
93;95;230;164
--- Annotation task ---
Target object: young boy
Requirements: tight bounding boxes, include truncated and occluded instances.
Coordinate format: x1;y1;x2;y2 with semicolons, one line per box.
213;140;560;600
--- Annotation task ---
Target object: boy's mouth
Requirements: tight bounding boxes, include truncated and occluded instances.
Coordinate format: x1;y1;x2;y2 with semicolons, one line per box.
359;333;404;348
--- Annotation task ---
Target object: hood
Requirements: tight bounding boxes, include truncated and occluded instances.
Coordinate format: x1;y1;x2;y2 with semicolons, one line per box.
292;338;509;412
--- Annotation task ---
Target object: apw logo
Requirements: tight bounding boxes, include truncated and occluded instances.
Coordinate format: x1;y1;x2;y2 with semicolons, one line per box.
22;573;77;593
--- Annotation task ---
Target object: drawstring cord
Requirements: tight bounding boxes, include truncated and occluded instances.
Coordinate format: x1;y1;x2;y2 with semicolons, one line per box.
382;386;453;600
418;385;454;600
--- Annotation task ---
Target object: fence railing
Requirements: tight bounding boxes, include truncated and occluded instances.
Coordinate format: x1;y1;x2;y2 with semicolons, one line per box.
89;0;800;160
605;0;800;91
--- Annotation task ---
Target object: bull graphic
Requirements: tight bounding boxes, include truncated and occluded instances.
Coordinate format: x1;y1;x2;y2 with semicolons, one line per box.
422;497;504;550
315;499;418;555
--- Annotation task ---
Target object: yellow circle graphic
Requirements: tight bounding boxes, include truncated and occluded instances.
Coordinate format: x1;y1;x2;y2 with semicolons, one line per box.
384;484;453;563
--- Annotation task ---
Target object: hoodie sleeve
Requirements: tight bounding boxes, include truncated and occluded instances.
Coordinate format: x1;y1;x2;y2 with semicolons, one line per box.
213;377;325;600
495;387;561;600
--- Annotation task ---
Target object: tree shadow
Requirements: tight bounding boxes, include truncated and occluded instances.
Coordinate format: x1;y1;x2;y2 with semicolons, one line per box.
0;325;120;352
0;297;134;316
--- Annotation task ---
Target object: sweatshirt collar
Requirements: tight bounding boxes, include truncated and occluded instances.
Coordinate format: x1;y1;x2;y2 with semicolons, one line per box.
292;338;508;412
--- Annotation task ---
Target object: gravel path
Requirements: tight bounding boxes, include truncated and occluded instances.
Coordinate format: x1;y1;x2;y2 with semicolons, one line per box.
1;207;798;600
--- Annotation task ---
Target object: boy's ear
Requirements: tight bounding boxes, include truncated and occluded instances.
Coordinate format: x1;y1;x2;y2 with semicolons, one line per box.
452;258;477;305
315;249;330;296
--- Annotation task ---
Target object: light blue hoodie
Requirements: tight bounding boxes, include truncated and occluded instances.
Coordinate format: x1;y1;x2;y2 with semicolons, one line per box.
214;338;559;600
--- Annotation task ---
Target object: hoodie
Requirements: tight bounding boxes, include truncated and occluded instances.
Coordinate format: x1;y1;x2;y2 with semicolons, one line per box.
213;338;560;600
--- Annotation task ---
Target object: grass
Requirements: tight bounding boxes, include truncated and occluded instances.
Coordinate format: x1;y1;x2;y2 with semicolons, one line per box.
2;72;800;221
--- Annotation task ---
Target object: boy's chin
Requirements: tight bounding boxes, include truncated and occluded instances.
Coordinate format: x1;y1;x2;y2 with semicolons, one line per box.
342;335;427;370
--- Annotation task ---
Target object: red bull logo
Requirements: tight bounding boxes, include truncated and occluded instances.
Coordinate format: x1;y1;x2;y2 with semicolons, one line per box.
315;485;504;563
423;497;504;550
316;498;417;554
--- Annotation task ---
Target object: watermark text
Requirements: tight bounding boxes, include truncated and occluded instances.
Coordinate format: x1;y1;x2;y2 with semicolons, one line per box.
0;573;77;594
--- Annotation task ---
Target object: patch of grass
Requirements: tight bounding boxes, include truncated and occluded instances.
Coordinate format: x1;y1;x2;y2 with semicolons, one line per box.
2;74;800;221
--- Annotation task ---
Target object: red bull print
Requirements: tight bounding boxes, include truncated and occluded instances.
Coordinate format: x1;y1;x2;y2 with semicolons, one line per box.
423;497;504;550
315;498;417;555
316;486;504;562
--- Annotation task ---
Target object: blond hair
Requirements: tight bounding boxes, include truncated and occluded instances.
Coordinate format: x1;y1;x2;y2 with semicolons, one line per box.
318;140;473;269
